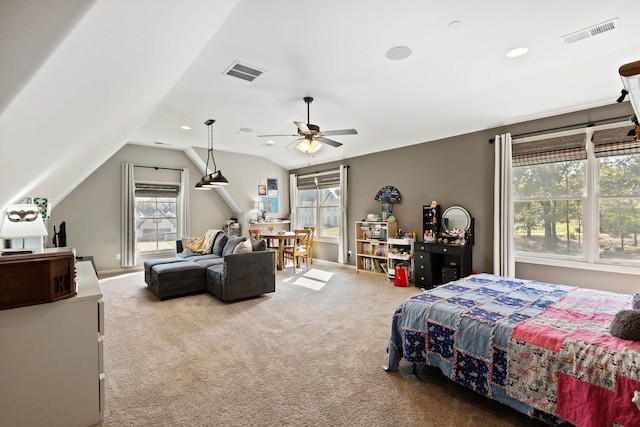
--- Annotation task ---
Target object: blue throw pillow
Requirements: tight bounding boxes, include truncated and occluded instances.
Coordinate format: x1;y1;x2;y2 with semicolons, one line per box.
222;236;246;257
212;233;228;257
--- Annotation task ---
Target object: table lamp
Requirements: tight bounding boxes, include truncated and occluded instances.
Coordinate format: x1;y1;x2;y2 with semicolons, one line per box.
0;204;48;254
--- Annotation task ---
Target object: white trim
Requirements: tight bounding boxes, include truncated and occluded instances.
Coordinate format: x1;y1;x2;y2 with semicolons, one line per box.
517;256;640;276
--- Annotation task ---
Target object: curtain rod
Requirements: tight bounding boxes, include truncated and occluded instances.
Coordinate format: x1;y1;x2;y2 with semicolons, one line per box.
295;165;349;178
134;165;184;171
488;115;632;144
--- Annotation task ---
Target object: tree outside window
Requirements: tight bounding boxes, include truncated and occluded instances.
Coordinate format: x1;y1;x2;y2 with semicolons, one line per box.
512;124;640;267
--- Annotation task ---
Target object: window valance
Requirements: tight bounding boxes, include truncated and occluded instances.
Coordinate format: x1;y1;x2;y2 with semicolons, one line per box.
297;171;340;189
591;125;640;158
512;133;586;167
135;183;180;198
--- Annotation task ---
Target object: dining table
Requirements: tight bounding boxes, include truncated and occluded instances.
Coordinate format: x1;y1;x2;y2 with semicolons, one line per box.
259;231;295;270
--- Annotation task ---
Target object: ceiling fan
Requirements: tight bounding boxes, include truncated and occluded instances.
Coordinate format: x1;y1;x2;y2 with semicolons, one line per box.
258;97;357;153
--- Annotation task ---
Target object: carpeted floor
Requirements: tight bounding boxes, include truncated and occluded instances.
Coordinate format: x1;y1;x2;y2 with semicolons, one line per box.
95;260;548;426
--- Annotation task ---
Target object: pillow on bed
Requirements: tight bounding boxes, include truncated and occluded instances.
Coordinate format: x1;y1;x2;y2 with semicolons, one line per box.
609;310;640;341
632;293;640;310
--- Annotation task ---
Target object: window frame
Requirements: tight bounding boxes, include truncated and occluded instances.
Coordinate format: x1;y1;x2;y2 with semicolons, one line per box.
294;170;342;244
134;182;179;258
512;122;640;273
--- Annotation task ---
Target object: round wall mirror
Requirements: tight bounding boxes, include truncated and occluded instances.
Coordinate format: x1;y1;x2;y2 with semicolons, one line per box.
441;206;471;234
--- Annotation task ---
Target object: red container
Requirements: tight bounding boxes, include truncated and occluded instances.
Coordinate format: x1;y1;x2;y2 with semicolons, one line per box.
394;263;409;287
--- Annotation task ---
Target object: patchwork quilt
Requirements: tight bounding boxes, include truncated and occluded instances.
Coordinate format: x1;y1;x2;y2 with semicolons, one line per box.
385;273;640;426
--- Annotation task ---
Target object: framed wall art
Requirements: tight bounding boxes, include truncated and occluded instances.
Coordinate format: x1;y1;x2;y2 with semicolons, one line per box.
267;178;278;196
262;197;278;213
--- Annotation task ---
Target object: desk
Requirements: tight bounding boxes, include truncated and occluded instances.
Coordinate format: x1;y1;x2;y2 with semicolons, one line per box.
260;231;295;270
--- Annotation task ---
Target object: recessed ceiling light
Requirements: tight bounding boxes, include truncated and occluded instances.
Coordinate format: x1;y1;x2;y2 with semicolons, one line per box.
506;47;529;58
239;128;253;132
180;125;191;130
385;46;412;61
266;140;275;146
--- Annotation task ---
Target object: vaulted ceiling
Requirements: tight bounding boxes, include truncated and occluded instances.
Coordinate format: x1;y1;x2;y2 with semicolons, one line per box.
2;0;639;213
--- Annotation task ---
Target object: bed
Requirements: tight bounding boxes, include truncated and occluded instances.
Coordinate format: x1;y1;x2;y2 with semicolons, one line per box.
384;273;640;427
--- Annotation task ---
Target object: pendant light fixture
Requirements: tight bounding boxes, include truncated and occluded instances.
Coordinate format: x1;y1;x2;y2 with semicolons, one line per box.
195;119;229;190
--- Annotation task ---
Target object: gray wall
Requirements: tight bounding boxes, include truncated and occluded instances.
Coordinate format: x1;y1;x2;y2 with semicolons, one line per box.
49;102;638;292
292;101;638;294
48;144;289;275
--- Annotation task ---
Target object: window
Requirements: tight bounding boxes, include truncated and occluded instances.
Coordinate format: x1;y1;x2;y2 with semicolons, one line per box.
593;126;640;263
295;171;341;241
512;123;640;268
134;183;178;253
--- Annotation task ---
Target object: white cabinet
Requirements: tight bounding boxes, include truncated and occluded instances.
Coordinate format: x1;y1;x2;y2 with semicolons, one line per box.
0;261;104;427
387;237;414;281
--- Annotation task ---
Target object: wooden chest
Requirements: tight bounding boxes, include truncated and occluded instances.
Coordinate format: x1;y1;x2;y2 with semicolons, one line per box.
0;249;76;310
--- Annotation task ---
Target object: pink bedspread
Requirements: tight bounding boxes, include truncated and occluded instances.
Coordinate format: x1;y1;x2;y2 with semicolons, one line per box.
507;287;640;427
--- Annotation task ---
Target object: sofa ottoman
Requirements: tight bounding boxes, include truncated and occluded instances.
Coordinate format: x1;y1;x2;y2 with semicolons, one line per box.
149;261;206;300
144;257;184;286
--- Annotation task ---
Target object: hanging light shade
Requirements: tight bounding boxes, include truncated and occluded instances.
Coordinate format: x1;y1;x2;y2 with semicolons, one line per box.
195;119;229;189
296;137;322;154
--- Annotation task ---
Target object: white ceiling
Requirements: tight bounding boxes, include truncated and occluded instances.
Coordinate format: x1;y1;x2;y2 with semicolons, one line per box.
2;0;640;212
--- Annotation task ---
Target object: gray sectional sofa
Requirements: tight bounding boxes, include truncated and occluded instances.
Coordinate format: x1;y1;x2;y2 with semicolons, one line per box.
143;232;276;302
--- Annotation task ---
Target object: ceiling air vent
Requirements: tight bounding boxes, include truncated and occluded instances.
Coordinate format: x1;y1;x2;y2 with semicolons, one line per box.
562;18;620;44
224;61;265;82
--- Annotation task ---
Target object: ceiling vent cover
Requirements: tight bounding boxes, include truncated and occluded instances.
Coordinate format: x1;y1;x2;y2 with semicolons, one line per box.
562;18;620;44
224;61;265;82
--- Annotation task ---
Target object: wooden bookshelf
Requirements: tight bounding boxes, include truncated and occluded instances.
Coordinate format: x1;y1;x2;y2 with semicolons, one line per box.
355;221;398;277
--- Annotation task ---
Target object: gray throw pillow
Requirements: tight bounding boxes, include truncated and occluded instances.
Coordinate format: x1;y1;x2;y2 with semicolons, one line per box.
212;233;229;256
250;237;267;252
609;310;640;341
222;236;246;257
633;293;640;310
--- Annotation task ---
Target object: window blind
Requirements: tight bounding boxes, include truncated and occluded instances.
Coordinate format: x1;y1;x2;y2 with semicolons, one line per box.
297;170;340;189
591;125;640;158
512;133;587;167
135;183;180;197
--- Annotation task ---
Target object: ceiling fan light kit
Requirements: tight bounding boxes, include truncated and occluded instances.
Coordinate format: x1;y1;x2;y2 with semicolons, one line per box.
296;138;322;154
259;96;357;154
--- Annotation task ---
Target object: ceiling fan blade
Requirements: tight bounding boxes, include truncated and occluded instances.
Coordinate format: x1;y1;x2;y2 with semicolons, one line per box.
294;121;311;135
257;133;298;137
317;137;342;147
321;128;358;136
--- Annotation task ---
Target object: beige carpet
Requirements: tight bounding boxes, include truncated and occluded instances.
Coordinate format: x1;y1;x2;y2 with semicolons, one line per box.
96;260;547;427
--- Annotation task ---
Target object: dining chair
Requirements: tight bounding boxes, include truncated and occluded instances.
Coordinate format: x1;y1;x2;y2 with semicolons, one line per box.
303;226;315;264
249;229;260;239
282;229;311;273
